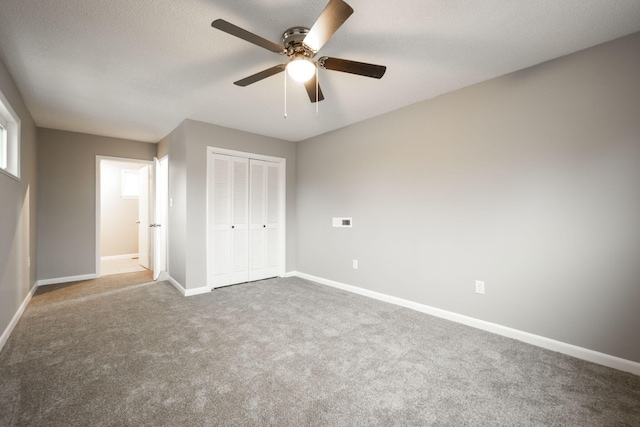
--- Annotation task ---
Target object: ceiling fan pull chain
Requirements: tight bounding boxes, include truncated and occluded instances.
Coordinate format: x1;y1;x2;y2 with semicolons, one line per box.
284;71;288;119
316;67;319;118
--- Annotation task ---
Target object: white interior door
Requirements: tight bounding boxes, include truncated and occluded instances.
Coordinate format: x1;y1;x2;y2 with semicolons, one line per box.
138;165;150;269
153;156;168;279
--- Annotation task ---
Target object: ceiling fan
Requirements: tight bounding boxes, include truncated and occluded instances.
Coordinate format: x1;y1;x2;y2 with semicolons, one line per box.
211;0;386;104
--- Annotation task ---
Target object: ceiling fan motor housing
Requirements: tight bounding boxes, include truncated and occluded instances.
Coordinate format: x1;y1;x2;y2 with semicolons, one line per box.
283;27;315;59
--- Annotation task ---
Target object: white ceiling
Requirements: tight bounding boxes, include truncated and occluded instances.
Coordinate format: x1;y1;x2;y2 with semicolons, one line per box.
1;0;639;143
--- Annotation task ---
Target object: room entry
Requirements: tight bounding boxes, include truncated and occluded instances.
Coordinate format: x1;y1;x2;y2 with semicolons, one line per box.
207;148;285;289
96;156;168;279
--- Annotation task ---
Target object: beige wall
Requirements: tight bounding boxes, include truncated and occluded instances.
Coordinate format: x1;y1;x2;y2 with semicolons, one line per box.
296;32;640;363
0;58;37;345
37;129;156;280
100;160;148;257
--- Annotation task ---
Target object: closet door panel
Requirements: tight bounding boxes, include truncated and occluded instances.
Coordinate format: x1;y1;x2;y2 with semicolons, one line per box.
265;163;280;276
230;157;249;284
249;161;267;281
209;154;232;287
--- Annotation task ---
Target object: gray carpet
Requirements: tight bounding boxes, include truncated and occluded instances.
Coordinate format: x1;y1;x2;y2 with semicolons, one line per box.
1;272;639;426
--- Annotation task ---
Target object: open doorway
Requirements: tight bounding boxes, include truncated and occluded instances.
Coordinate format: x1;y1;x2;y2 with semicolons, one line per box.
96;157;152;276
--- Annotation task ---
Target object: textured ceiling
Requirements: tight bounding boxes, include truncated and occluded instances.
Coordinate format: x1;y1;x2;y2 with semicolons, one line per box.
0;0;639;143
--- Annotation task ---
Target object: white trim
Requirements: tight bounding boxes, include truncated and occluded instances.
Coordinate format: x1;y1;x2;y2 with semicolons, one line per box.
0;284;38;352
0;87;21;180
165;274;186;295
206;147;285;164
156;271;170;281
185;286;211;297
36;274;98;287
100;253;139;261
164;273;210;297
290;271;640;376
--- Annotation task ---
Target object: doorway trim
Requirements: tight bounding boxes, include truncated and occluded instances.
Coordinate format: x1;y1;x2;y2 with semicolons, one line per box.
95;155;153;278
206;146;286;290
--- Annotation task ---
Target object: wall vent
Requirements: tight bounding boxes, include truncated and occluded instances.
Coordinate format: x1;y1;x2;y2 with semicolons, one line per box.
332;217;352;228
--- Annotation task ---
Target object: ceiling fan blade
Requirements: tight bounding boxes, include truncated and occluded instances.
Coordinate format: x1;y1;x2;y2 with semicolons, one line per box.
304;75;325;103
212;19;286;54
303;0;354;53
234;64;286;87
318;57;386;79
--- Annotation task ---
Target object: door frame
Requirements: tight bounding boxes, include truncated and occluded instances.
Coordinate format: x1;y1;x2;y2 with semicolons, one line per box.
206;147;286;289
95;155;153;278
153;155;169;280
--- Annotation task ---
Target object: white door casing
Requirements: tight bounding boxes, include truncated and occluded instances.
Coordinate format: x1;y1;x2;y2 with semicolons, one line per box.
95;156;154;278
138;165;150;269
153;156;168;279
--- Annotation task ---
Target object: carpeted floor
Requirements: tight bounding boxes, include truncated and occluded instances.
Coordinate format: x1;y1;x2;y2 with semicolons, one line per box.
1;272;639;426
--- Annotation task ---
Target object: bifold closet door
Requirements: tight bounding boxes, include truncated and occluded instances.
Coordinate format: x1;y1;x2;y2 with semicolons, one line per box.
248;159;280;282
209;154;249;287
209;153;281;288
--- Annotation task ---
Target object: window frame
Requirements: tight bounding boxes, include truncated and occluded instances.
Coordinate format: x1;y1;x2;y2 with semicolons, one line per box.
0;88;21;181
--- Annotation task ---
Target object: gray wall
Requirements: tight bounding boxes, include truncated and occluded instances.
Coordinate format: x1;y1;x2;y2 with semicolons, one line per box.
0;58;37;342
296;32;640;363
158;119;297;290
157;122;187;286
37;129;156;280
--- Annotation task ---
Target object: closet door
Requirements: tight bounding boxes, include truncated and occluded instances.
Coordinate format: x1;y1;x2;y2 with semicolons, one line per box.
209;154;249;288
208;151;283;288
249;159;280;281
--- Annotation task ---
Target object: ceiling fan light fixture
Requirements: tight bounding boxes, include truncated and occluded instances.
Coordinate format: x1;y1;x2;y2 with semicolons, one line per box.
286;57;316;83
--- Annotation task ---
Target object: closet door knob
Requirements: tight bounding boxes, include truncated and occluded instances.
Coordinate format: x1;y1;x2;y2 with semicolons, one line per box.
263;225;266;228
231;225;235;228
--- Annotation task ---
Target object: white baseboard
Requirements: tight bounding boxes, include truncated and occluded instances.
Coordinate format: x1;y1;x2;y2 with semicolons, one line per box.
0;284;38;352
165;274;186;295
163;274;210;297
185;286;211;297
36;273;98;287
290;271;640;376
100;253;139;261
156;271;170;281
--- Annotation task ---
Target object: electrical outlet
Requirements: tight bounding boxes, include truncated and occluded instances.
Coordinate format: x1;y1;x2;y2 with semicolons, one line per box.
475;280;485;294
353;260;358;269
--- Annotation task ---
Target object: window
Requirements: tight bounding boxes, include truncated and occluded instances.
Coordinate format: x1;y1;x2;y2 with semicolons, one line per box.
121;169;140;198
0;89;20;179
